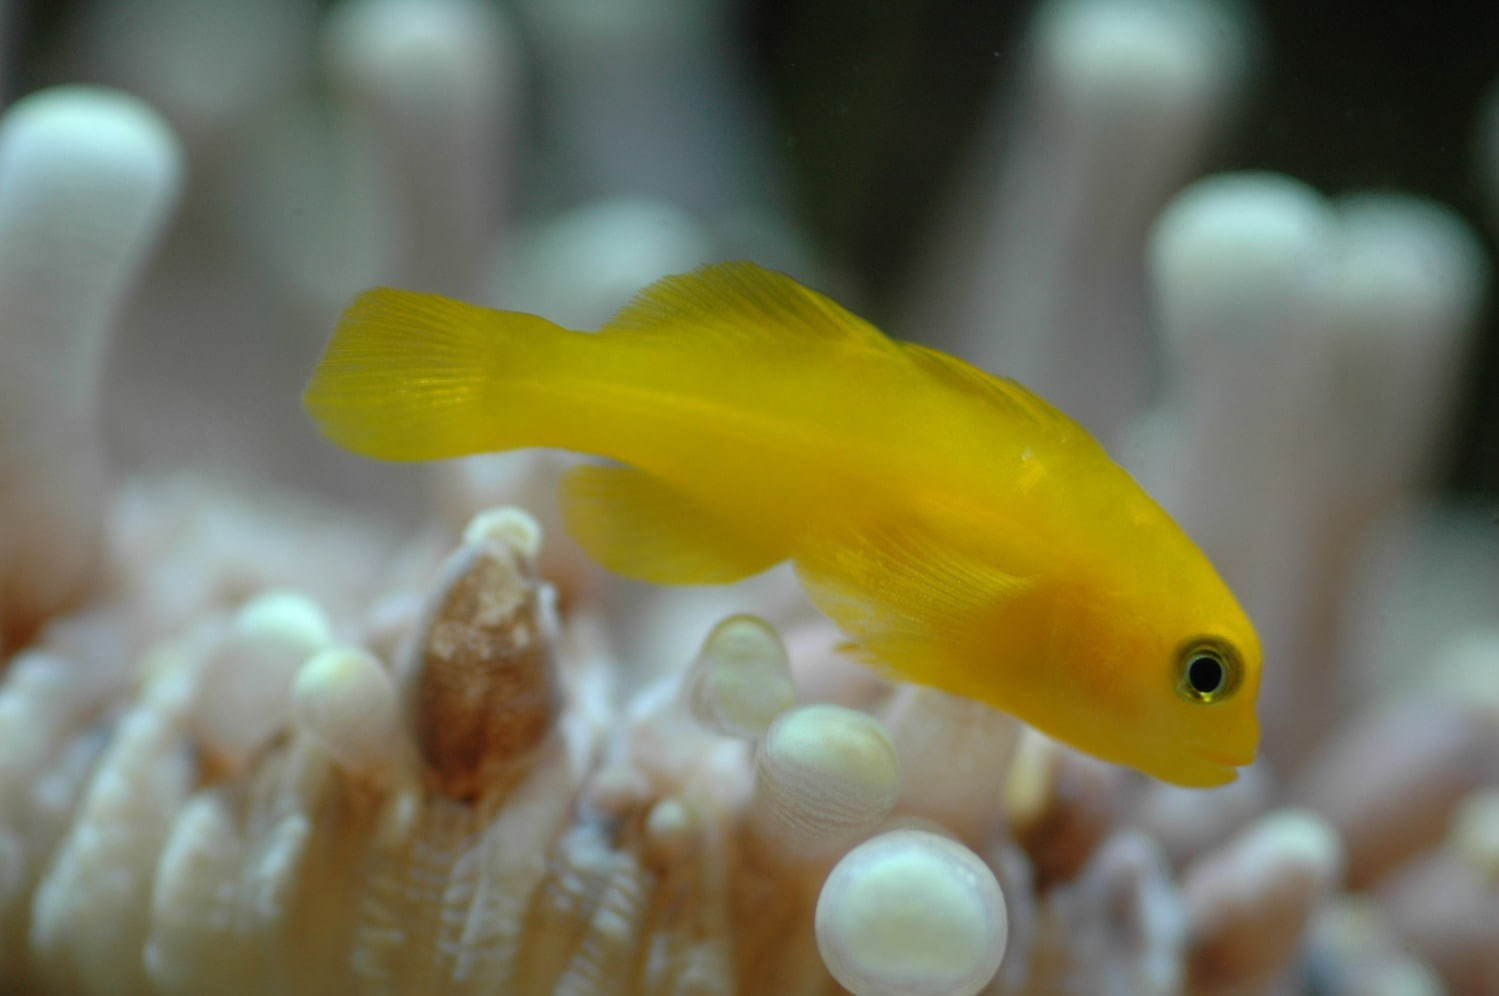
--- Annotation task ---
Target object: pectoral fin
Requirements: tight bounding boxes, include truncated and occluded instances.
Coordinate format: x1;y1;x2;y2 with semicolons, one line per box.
562;464;784;584
795;526;1035;691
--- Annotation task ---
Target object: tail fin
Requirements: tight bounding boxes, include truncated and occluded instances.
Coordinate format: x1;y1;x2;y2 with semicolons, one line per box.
303;288;569;461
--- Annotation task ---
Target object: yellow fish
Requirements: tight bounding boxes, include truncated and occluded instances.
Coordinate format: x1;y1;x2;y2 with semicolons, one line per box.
305;262;1260;787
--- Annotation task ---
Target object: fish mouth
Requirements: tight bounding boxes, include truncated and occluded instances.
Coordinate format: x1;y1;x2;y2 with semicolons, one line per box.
1192;760;1240;788
1203;748;1254;768
1166;750;1249;788
1187;729;1258;771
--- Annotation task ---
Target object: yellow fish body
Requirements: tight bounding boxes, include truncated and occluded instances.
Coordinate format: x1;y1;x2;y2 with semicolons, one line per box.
305;262;1260;787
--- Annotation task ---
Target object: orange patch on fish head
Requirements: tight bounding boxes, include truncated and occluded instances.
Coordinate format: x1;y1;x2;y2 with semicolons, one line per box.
963;566;1260;789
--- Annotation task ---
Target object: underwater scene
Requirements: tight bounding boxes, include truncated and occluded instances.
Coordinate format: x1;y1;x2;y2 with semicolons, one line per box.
0;0;1497;993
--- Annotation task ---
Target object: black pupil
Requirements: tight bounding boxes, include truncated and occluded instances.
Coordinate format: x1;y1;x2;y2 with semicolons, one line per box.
1187;655;1224;695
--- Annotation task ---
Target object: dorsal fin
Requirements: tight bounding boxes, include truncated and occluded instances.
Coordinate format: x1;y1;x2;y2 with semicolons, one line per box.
600;261;893;352
899;341;1082;438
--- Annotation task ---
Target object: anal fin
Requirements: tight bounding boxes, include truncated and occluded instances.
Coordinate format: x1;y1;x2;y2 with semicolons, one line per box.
562;464;784;584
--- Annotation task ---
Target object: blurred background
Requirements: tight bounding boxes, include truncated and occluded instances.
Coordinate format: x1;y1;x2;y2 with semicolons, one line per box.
0;0;1495;495
1;0;1496;741
0;0;1496;775
3;0;1499;991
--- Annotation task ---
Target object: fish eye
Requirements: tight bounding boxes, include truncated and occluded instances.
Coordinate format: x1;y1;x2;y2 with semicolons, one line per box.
1175;639;1240;704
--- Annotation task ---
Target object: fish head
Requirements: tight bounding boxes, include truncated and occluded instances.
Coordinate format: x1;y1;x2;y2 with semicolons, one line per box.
978;556;1261;789
1118;591;1262;788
